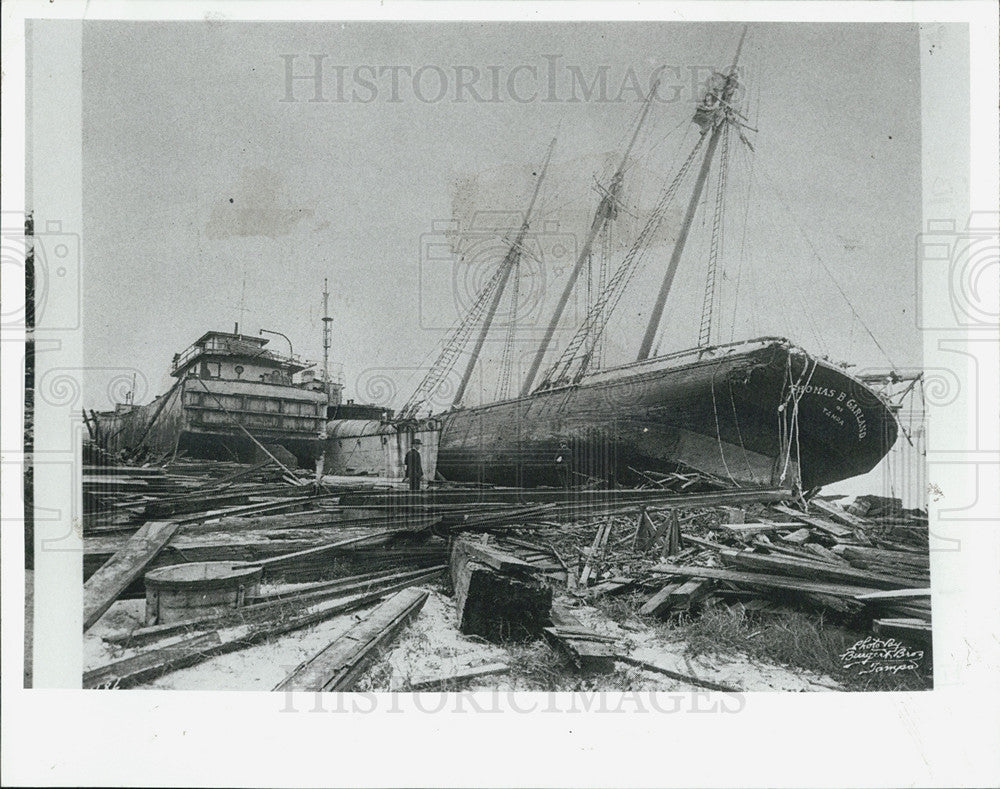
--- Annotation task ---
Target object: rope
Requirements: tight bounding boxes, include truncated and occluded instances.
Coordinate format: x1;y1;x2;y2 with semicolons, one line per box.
699;121;731;347
727;375;760;483
709;360;740;486
494;260;522;401
755;161;898;370
399;253;509;418
776;353;816;488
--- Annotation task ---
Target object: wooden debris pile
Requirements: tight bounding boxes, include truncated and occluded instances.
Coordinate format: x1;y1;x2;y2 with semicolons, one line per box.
82;453;930;689
546;493;930;641
82;457;459;688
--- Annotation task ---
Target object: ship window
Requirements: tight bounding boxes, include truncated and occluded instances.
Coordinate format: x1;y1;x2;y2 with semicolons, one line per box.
204;362;221;378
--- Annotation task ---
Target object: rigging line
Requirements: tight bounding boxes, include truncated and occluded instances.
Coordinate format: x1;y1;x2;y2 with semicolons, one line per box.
745;169;828;354
626;115;692;174
654;179;713;357
709;361;740;486
398;256;509;417
574;134;709;379
494;260;522;401
699;121;732;347
727;376;759;483
540;133;708;387
787;356;817;487
755;161;898;370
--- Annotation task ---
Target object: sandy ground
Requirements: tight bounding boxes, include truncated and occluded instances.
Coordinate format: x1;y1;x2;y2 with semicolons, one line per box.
83;582;842;692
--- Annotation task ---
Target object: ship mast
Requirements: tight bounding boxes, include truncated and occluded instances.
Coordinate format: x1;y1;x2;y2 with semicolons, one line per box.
636;27;747;361
452;136;557;407
519;83;658;397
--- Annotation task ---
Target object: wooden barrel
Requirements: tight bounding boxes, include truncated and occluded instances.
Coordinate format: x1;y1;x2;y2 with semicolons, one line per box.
144;561;262;625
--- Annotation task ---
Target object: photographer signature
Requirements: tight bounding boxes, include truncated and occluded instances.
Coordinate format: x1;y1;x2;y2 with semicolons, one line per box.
840;636;924;675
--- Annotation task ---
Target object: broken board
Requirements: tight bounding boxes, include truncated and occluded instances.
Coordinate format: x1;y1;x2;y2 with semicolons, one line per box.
83;520;182;631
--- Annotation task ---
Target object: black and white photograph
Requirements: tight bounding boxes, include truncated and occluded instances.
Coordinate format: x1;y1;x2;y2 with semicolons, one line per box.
3;2;999;787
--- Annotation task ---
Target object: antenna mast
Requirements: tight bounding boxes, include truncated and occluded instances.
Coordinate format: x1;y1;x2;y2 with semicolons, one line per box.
322;278;333;400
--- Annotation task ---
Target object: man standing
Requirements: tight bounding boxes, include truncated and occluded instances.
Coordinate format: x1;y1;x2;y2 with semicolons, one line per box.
404;438;423;492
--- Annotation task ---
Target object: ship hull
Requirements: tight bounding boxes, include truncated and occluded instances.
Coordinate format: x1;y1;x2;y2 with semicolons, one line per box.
435;339;897;489
102;377;326;468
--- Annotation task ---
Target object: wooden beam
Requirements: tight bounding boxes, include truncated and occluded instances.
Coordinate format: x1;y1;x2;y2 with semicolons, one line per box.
105;566;447;648
450;536;552;642
273;588;429;692
405;662;511;691
772;504;852;538
639;582;683;617
458;540;536;573
855;588;931;601
811;499;869;529
720;549;920;590
650;562;883;598
544;606;616;673
615;654;741;692
83;520;182;631
84;631;222;689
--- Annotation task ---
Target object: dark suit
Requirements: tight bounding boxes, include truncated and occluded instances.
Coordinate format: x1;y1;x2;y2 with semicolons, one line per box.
404;447;423;491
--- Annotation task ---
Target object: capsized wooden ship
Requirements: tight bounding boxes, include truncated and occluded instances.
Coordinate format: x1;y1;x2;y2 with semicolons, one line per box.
397;29;899;491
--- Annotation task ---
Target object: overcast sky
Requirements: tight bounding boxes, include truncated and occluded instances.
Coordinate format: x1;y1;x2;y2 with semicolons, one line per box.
81;21;923;410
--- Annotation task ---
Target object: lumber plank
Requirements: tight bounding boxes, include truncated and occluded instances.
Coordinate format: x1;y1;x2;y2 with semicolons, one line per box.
666;579;712;611
615;654;741;692
90;583;436;688
811;499;870;529
83;520;182;631
405;662;511;691
650;562;882;598
720;549;920;590
544;606;616;672
719;522;798;534
104;566;446;647
639;583;683;616
855;588;931;601
459;540;536;573
771;504;852;538
84;631;222;689
273;588;429;692
241;524;436;571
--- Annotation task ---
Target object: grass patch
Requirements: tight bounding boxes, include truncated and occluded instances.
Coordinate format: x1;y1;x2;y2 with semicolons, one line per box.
675;602;931;691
